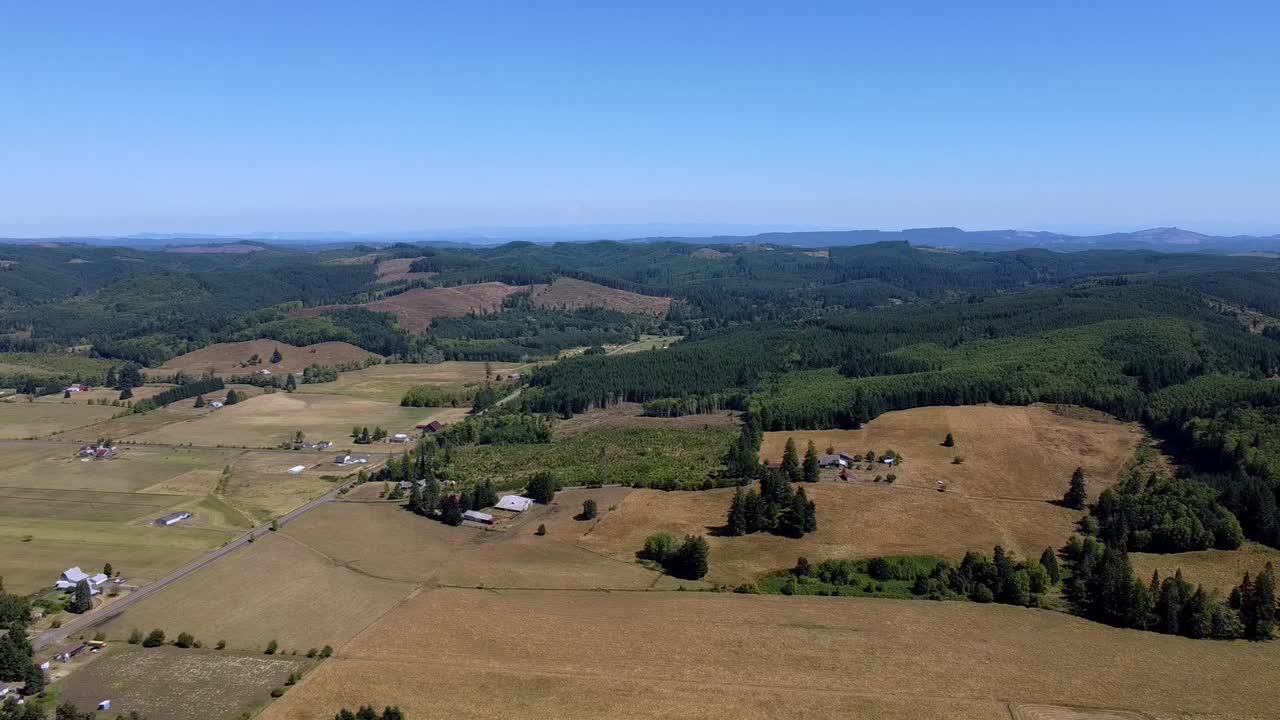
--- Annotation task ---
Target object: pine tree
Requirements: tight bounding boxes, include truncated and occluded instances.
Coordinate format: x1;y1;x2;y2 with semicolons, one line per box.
285;373;297;392
667;535;709;580
69;578;93;614
1063;467;1087;509
1039;547;1061;585
225;389;239;405
726;488;748;536
271;348;283;364
781;438;801;483
407;483;422;512
803;495;817;533
105;367;117;387
943;432;955;447
526;471;557;504
440;494;464;525
421;474;440;515
802;440;820;483
119;386;133;401
194;395;205;408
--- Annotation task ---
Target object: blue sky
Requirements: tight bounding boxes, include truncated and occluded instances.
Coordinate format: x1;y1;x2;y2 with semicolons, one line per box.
2;2;1277;237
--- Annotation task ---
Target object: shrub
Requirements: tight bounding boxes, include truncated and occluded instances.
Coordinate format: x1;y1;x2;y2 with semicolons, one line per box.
319;645;333;658
92;631;105;642
642;532;676;562
535;523;547;536
265;639;278;655
216;639;226;650
580;499;598;520
174;632;195;648
142;629;165;647
306;648;318;658
127;628;142;645
270;687;286;698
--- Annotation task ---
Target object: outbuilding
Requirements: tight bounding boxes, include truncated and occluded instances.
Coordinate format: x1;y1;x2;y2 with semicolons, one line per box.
818;454;848;468
287;465;307;474
495;495;534;512
416;420;443;434
56;567;110;593
462;510;495;525
155;511;193;526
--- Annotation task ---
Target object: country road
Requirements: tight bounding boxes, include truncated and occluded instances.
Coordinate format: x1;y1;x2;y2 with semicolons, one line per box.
32;479;355;652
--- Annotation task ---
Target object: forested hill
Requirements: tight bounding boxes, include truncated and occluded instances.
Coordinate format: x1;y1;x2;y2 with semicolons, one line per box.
2;239;1279;367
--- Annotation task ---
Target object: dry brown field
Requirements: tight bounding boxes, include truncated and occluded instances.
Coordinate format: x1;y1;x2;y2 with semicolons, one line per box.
97;532;416;651
0;401;119;439
528;277;672;316
58;644;307;720
290;282;525;333
296;361;523;403
553;402;739;438
127;392;437;448
374;256;437;284
155;340;378;376
0;534;209;595
760;405;1140;502
260;587;1280;720
1131;542;1280;597
579;483;1082;585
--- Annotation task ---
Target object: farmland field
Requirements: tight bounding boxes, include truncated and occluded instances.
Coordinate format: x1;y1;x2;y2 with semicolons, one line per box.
296;361;523;403
259;587;1280;720
1131;542;1280;597
449;427;735;489
128;392;442;448
0;401;119;438
58;644;309;720
760;404;1140;502
0;442;241;493
155;339;379;376
0;532;219;595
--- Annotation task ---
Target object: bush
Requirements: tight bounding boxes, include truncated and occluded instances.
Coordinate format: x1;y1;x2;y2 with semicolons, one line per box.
142;629;166;647
642;532;676;562
319;645;333;658
665;535;710;580
270;687;286;698
265;639;278;655
174;632;195;648
535;523;547;536
216;639;226;650
306;648;318;658
127;628;142;645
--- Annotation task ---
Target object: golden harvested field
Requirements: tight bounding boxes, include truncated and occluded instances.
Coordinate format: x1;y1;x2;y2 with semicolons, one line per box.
34;384;171;404
528;277;672;316
221;450;351;522
155;340;379;376
128;392;439;448
98;532;416;651
374;256;437;284
579;483;1083;585
760;405;1140;502
296;361;523;403
61;403;210;442
59;645;308;720
553;402;738;438
0;401;119;438
290;282;525;334
1131;542;1280;597
260;588;1280;720
0;442;241;493
0;534;210;595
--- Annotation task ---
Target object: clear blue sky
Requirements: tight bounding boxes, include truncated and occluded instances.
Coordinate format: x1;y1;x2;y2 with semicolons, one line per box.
2;2;1277;237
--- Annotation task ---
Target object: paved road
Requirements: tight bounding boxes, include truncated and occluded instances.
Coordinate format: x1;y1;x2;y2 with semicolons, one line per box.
33;480;354;652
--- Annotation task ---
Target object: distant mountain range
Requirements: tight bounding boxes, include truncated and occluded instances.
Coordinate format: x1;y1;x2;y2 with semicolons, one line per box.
5;225;1280;254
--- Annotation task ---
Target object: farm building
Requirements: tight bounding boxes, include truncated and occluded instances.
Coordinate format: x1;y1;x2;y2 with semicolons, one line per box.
208;400;224;408
155;511;193;526
77;444;116;460
416;420;443;434
56;567;110;594
818;454;849;468
287;465;307;474
462;510;495;524
392;433;411;442
66;383;91;393
495;495;534;512
335;454;352;465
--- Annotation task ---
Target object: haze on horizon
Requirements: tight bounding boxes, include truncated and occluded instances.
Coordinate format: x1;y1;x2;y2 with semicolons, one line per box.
2;2;1277;238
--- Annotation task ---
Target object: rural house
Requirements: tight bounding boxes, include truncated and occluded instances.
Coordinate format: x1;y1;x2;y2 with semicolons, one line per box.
155;511;193;526
56;567;110;594
416;420;443;434
495;495;534;512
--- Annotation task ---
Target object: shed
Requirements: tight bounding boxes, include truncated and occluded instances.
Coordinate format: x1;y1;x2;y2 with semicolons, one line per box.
495;495;534;512
287;465;307;474
463;510;495;524
818;454;848;468
416;420;443;433
335;454;352;465
155;511;192;526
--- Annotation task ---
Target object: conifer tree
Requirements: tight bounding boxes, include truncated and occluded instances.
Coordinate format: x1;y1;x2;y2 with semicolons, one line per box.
802;440;820;483
1063;466;1087;509
285;373;297;392
943;432;955;447
781;438;801;483
194;395;205;408
69;579;92;614
271;347;283;364
1039;546;1061;585
726;488;748;536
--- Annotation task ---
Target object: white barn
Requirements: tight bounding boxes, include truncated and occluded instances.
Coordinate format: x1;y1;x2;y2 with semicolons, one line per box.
56;567;110;594
495;495;534;512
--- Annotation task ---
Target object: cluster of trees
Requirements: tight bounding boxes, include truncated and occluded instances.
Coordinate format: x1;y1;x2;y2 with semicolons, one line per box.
641;391;747;418
1093;472;1244;552
399;385;469;408
1061;534;1274;640
435;414;552;446
300;364;339;384
350;426;389;444
428;298;651;362
130;376;224;413
0;701;144;720
943;547;1057;606
641;533;709;580
0;585;41;697
334;708;404;720
724;469;816;538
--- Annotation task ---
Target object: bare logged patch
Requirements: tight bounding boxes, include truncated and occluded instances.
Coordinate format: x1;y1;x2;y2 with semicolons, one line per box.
374;257;437;284
98;532;415;651
156;340;379;376
760;405;1140;502
260;589;1280;720
553;402;738;438
528;277;672;317
59;645;306;720
1130;543;1280;597
291;282;525;334
579;484;1083;585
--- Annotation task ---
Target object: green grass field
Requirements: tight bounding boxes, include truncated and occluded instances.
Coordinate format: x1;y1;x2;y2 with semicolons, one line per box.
449;427;734;489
